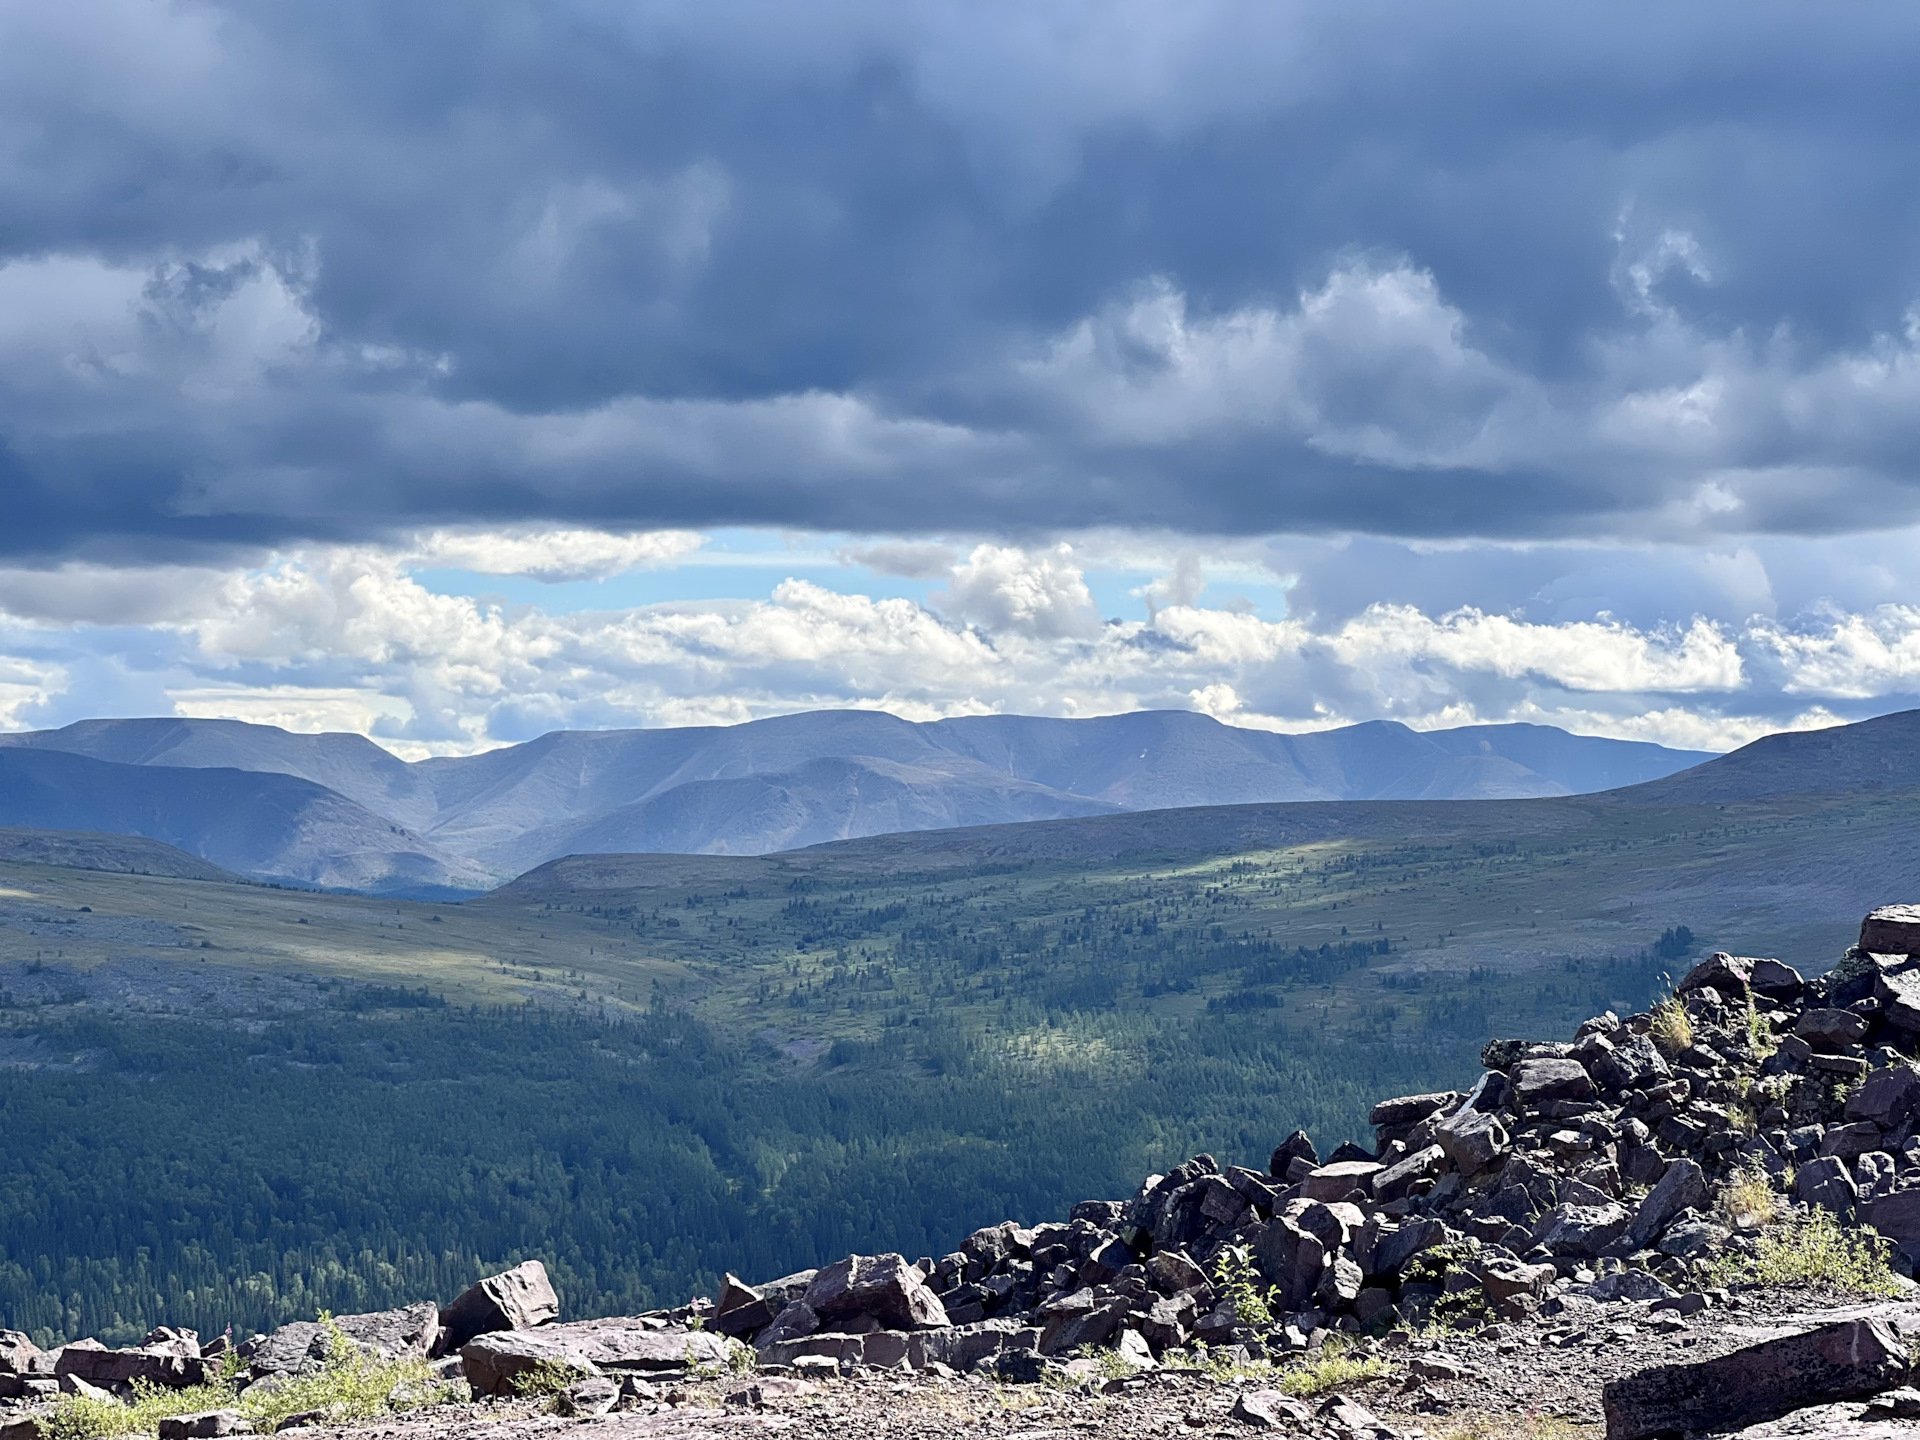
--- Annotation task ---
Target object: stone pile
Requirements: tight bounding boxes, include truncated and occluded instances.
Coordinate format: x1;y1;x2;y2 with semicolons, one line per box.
698;905;1920;1379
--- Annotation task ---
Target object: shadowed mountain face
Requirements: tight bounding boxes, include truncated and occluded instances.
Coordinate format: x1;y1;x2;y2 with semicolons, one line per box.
0;710;1712;892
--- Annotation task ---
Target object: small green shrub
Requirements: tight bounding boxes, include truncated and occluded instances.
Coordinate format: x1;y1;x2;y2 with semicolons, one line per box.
1706;1209;1904;1297
1209;1244;1277;1328
508;1358;587;1399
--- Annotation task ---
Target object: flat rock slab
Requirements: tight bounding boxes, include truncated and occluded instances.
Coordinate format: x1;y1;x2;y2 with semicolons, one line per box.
463;1320;730;1397
1602;1317;1910;1440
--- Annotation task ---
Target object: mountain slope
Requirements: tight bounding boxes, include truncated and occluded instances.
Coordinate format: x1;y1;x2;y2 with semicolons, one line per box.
0;750;488;893
1607;709;1919;804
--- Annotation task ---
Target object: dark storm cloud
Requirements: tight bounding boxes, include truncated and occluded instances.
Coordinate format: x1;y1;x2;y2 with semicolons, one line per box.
6;0;1920;558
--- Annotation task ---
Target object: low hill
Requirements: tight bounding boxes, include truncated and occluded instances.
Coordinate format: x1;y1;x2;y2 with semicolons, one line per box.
0;826;240;881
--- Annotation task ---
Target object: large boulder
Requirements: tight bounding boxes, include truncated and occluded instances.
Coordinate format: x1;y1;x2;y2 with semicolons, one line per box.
462;1319;729;1397
1867;1188;1920;1265
1847;1066;1920;1128
1534;1202;1630;1258
1509;1058;1594;1105
1602;1318;1909;1440
438;1261;559;1354
244;1302;440;1377
1861;905;1920;956
1435;1109;1508;1174
1298;1160;1381;1202
802;1254;949;1331
1626;1159;1709;1248
55;1337;204;1390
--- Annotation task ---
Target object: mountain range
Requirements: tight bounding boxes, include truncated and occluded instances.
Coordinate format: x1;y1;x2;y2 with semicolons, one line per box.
0;710;1711;893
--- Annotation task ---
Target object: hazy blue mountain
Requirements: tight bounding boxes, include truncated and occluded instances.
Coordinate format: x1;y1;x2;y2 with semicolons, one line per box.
0;709;1713;889
0;749;489;893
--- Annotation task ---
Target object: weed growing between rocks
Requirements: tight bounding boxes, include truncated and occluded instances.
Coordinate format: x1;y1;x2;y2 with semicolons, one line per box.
1717;1163;1781;1230
1705;1209;1904;1296
1207;1244;1276;1328
38;1318;454;1440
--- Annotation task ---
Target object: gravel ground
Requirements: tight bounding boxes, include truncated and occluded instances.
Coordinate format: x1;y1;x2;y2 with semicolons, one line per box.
269;1290;1920;1440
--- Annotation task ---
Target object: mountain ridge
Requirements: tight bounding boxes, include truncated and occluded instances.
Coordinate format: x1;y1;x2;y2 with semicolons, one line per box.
0;709;1712;891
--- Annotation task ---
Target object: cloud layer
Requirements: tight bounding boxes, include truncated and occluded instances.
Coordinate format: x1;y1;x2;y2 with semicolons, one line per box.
5;5;1920;751
7;3;1920;557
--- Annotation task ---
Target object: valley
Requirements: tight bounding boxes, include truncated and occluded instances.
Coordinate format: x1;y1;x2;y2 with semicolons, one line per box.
3;711;1910;1345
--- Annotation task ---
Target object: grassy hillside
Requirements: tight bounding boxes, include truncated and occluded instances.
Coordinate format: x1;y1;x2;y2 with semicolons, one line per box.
0;771;1902;1344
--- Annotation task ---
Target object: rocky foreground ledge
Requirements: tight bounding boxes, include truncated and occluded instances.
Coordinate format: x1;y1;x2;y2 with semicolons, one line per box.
17;908;1920;1439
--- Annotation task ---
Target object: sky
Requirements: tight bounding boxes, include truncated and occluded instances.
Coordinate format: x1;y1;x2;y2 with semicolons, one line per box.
5;2;1920;757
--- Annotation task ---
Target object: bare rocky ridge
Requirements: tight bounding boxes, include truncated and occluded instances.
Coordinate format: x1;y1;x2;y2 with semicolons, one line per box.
14;906;1920;1438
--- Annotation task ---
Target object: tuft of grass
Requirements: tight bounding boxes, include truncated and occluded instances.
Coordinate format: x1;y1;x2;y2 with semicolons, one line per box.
36;1316;456;1440
1719;1165;1780;1230
1649;997;1693;1057
1274;1337;1391;1398
1705;1209;1904;1297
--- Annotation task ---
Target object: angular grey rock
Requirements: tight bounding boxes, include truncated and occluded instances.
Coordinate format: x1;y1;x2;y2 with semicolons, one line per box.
909;1319;1037;1373
461;1319;729;1397
803;1253;949;1331
1298;1160;1381;1202
1368;1092;1456;1129
1510;1058;1595;1104
1867;1187;1920;1265
245;1302;439;1377
0;1332;49;1378
1877;969;1920;1032
555;1376;620;1417
1626;1158;1709;1248
1371;1144;1444;1202
1231;1388;1314;1428
711;1274;775;1338
55;1340;204;1390
1534;1201;1630;1257
1145;1250;1208;1296
438;1260;559;1353
1676;952;1752;998
1748;958;1804;999
1862;905;1920;955
1847;1065;1920;1127
1436;1109;1509;1174
756;1302;820;1348
1795;1008;1870;1050
1602;1318;1909;1440
156;1412;252;1439
1474;1258;1555;1305
1794;1155;1860;1216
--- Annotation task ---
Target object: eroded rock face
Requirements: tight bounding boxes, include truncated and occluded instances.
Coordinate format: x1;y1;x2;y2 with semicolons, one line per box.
438;1261;559;1354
